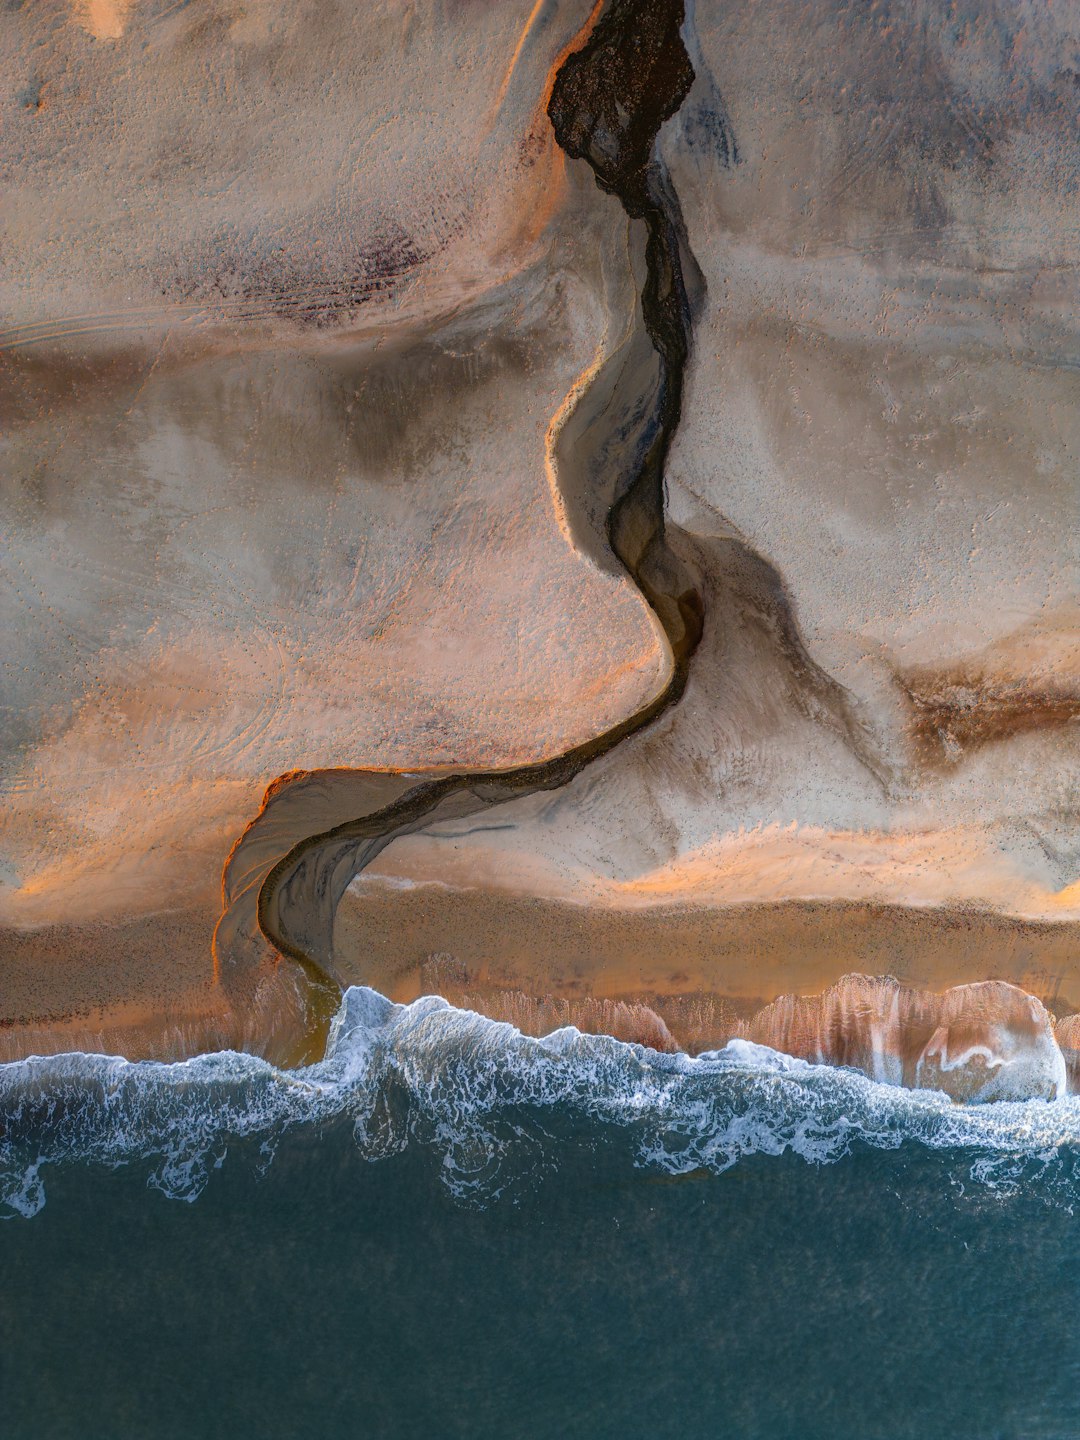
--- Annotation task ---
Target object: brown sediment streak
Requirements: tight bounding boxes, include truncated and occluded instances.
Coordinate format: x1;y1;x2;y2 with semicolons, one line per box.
900;671;1080;768
213;0;707;1062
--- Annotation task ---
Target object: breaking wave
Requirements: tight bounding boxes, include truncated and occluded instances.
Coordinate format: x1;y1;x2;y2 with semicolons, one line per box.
4;987;1080;1218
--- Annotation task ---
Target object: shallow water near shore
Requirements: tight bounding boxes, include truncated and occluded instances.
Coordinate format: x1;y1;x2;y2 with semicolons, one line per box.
3;989;1080;1438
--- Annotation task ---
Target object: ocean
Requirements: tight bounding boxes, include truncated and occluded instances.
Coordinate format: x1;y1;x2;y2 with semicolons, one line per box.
3;988;1079;1439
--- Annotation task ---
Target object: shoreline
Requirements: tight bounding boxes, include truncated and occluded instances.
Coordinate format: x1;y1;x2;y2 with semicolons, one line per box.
4;890;1079;1080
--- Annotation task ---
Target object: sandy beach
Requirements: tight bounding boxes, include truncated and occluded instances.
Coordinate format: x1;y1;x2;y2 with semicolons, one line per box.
6;878;1077;1067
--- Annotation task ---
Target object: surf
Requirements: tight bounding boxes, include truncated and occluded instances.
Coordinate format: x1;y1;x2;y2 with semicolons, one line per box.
4;984;1080;1219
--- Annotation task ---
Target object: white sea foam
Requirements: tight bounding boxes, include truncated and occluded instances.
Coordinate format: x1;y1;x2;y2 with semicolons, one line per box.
3;987;1080;1217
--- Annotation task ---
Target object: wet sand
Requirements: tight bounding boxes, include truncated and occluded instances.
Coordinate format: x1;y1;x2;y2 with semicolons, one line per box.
0;910;214;1029
336;882;1080;1046
5;886;1078;1064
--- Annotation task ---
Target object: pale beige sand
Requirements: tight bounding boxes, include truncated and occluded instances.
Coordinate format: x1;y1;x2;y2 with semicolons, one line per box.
2;1;1079;1071
1;0;667;968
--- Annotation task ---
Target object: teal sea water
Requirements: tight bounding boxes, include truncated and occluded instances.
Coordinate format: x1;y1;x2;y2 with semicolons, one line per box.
3;987;1080;1439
